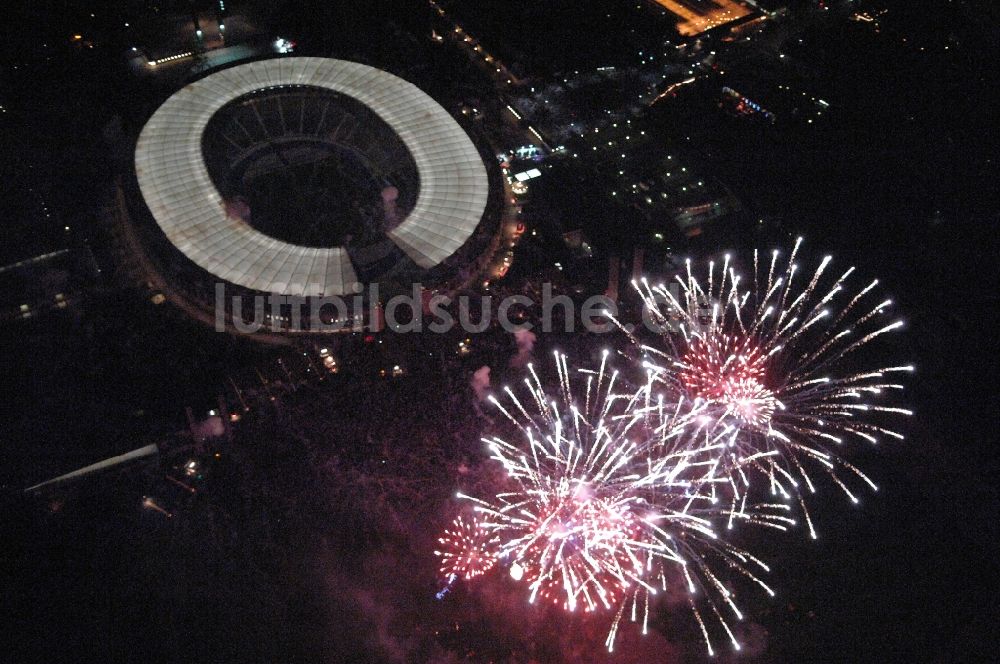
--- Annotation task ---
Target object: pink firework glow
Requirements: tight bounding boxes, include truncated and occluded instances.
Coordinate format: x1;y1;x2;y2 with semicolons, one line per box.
677;333;777;428
446;352;781;654
435;514;498;581
631;238;913;536
439;241;910;656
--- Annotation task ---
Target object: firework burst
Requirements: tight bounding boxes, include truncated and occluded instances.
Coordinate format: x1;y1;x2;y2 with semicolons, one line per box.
437;241;911;656
435;514;498;581
630;238;913;535
446;352;779;653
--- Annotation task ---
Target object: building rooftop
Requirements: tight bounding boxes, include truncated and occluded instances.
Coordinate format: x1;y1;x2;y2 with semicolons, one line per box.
135;57;490;296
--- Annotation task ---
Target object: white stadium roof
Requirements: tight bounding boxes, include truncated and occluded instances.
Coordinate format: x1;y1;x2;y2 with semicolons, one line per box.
135;57;490;296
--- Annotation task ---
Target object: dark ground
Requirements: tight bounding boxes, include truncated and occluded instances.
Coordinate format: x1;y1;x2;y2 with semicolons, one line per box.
1;0;998;662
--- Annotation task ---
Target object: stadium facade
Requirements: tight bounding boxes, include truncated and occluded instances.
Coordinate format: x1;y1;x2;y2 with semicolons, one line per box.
121;57;503;336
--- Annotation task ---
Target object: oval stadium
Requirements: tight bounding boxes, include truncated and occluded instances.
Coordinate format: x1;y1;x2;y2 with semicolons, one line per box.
117;57;505;337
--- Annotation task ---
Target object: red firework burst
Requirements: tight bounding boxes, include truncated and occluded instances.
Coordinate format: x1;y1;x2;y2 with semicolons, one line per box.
515;485;645;612
678;334;777;428
435;514;498;580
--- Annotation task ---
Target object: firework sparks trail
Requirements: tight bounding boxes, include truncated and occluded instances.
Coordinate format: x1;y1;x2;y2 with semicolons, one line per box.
623;239;912;535
436;242;911;655
440;351;781;653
